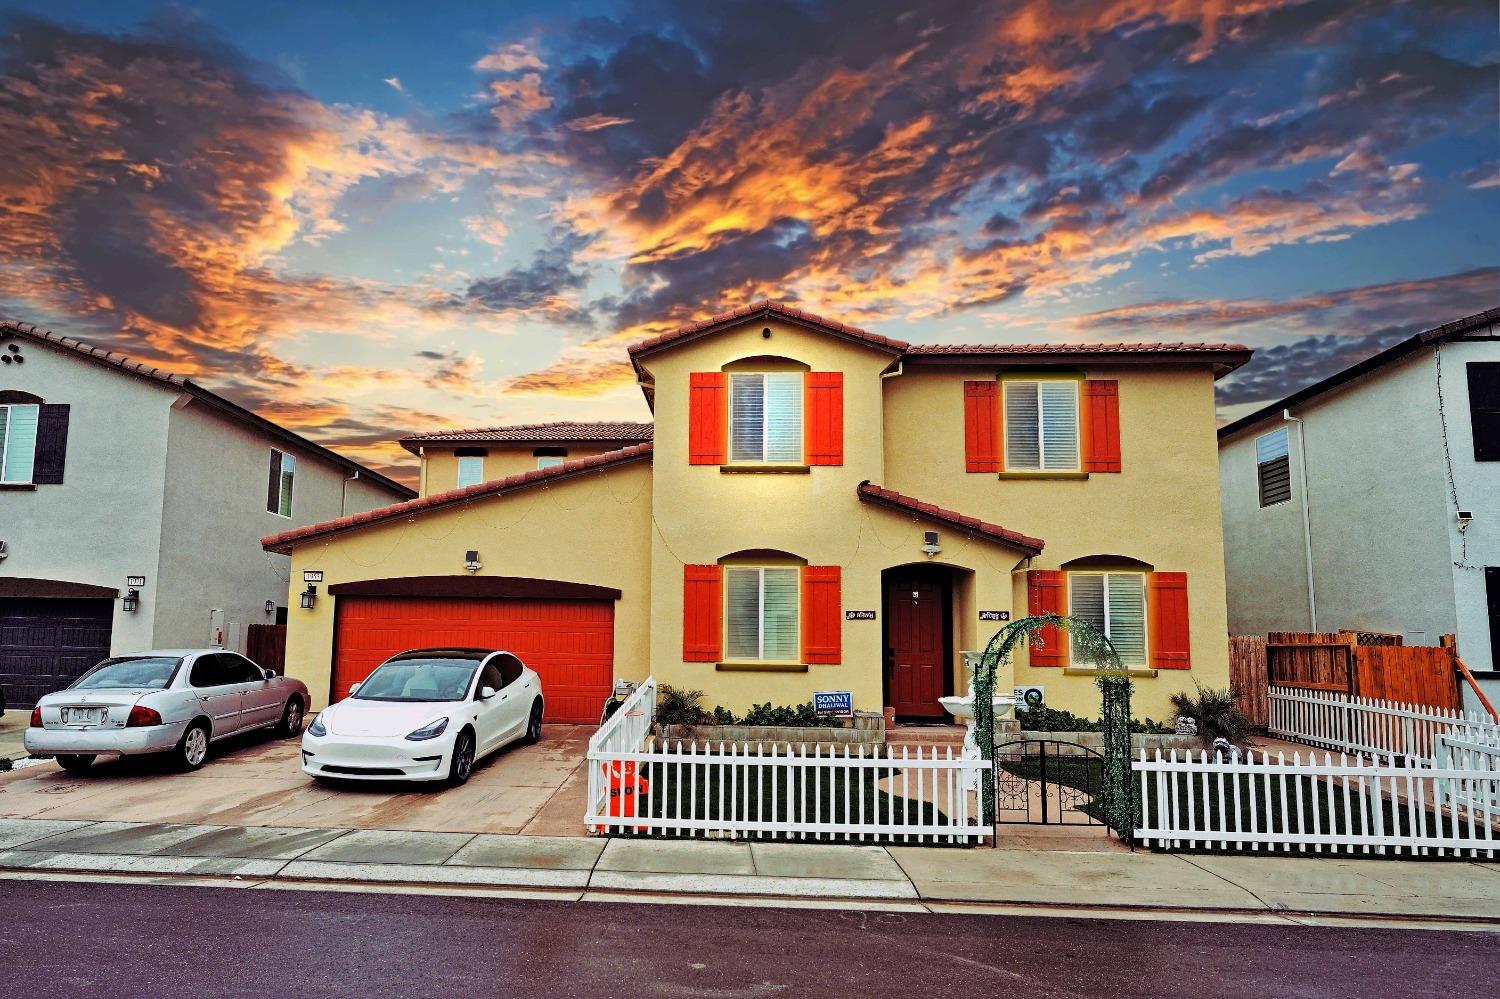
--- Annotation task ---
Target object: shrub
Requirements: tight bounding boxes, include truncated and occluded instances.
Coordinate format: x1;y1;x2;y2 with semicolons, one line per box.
1170;684;1252;747
739;701;843;728
1019;700;1173;735
655;685;711;727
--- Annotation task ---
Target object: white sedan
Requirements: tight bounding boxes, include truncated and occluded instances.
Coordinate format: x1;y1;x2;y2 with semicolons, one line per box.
300;648;544;785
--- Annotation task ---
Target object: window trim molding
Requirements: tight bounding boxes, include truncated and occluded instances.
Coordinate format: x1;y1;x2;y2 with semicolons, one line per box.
0;402;40;485
1001;375;1082;474
722;563;802;665
1066;569;1149;668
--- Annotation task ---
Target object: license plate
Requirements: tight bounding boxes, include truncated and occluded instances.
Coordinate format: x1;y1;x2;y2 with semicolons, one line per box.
62;707;105;725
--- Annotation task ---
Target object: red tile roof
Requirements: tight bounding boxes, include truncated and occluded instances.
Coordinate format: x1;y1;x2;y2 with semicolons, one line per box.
906;341;1248;355
856;482;1044;555
262;442;652;554
0;320;414;499
400;421;652;454
628;300;910;360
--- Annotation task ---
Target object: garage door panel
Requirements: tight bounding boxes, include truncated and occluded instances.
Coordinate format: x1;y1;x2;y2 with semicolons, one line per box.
333;596;613;723
0;598;114;706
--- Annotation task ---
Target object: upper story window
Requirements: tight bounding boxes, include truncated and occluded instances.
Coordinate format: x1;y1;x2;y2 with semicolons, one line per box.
0;403;39;483
534;447;567;470
267;448;295;517
1068;571;1147;667
729;372;803;464
1004;379;1080;472
1255;427;1291;507
456;456;484;488
1468;362;1500;462
724;565;800;662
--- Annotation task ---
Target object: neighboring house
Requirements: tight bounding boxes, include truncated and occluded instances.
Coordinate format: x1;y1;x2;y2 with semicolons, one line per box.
265;301;1248;725
400;422;652;494
1218;308;1500;711
0;321;413;705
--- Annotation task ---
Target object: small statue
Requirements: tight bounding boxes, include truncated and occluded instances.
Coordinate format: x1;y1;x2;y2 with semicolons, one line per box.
1211;736;1242;763
1174;715;1198;736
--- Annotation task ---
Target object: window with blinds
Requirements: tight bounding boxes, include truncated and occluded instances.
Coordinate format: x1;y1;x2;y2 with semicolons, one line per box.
1255;427;1291;507
729;372;803;463
724;566;800;661
0;403;38;484
1069;572;1147;667
456;456;485;488
1004;380;1079;471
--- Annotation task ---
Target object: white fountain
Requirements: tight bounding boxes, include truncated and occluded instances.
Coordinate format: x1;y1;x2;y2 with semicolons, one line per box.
939;652;1016;786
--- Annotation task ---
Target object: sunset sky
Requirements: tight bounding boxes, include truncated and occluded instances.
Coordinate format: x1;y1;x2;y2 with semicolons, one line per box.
0;0;1495;483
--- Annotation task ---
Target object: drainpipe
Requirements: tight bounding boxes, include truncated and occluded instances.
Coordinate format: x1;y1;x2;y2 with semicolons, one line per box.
341;470;360;517
1284;409;1317;631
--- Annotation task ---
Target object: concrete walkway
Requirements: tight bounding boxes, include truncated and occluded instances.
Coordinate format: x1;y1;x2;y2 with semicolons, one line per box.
2;816;1498;924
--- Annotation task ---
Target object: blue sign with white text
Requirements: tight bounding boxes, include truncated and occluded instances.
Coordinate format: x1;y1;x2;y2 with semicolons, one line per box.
813;690;853;717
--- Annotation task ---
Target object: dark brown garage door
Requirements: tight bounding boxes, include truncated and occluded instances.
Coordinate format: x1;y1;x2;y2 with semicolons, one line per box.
0;598;114;705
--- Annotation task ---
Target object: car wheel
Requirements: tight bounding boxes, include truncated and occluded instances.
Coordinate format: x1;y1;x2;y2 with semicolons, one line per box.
524;700;543;745
277;699;304;738
55;754;95;773
175;721;211;771
448;729;476;786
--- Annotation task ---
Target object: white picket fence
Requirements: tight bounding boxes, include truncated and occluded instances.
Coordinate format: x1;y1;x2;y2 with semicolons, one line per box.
1135;749;1500;856
1437;732;1500;811
583;677;990;843
1268;685;1500;765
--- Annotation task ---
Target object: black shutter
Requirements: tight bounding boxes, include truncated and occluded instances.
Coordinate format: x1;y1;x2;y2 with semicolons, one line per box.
1468;363;1500;462
1487;568;1500;667
32;404;70;484
267;449;281;513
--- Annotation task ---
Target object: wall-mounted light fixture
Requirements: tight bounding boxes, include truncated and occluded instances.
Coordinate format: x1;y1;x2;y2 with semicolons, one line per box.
464;549;482;574
300;584;318;609
921;531;942;558
122;588;140;613
264;599;276;615
0;540;7;560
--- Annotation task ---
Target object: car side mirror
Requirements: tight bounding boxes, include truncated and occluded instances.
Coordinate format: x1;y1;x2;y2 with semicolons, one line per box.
348;682;362;695
262;669;275;681
479;686;497;700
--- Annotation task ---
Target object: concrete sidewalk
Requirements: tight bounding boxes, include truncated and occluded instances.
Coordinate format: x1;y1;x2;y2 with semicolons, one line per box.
2;816;1498;924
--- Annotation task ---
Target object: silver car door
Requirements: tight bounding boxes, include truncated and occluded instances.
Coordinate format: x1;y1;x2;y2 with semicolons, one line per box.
187;654;243;737
228;654;281;729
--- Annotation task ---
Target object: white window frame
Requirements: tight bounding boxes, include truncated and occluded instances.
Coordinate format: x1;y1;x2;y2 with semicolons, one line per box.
729;371;804;465
1067;571;1148;667
1002;378;1080;472
723;565;801;663
0;403;39;485
536;455;565;470
269;448;295;518
456;455;485;488
1254;427;1291;508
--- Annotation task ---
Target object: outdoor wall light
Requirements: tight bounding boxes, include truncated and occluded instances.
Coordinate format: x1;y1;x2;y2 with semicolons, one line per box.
122;588;140;613
921;530;942;558
264;599;276;615
300;584;317;609
464;549;482;574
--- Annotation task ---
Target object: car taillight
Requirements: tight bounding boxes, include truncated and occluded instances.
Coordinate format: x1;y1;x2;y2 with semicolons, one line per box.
29;707;41;728
126;705;163;728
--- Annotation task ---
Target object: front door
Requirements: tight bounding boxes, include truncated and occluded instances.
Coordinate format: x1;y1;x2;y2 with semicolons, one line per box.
885;570;948;718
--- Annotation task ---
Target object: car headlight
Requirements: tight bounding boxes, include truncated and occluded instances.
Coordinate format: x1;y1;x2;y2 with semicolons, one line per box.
307;714;327;737
405;717;449;741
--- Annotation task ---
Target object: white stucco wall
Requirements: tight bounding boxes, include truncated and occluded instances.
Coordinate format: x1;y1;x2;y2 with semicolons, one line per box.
0;343;171;653
1436;338;1500;673
1220;349;1458;645
155;400;408;652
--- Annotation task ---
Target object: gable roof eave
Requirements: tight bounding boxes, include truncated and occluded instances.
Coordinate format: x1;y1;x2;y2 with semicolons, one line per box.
856;481;1044;556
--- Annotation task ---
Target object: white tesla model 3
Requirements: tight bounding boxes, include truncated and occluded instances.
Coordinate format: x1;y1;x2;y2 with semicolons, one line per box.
300;648;544;785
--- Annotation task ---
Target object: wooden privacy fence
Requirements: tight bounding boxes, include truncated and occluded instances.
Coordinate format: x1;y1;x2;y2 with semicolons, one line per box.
246;624;287;675
1228;636;1269;728
1269;686;1500;765
1263;632;1462;709
1135;749;1500;857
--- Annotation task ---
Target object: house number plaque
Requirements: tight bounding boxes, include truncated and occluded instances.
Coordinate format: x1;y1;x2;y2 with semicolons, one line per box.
845;610;877;620
979;610;1010;621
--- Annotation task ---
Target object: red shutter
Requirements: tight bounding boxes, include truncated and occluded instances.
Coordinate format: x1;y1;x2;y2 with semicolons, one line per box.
1082;380;1121;473
964;380;1001;472
1148;572;1191;669
805;372;843;465
683;565;722;661
688;372;727;465
801;565;841;664
1026;570;1067;666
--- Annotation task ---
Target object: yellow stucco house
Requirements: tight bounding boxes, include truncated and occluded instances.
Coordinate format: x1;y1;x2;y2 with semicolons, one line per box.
264;301;1250;724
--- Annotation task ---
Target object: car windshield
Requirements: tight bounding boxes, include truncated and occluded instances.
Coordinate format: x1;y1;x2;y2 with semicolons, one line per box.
353;658;478;702
72;656;182;690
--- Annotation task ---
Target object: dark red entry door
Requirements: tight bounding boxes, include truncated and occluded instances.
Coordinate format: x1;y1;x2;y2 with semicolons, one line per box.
886;572;947;717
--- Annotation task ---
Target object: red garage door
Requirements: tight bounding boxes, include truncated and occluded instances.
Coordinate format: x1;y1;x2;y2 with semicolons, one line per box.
333;596;613;723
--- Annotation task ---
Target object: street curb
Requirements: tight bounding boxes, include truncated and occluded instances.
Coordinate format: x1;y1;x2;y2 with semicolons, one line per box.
279;860;591;889
0;850;285;879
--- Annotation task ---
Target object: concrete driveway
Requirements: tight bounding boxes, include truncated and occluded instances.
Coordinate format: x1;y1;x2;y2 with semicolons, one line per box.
0;724;591;836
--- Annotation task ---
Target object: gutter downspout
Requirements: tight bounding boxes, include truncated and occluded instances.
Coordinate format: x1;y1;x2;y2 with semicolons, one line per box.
341;470;360;517
1284;408;1317;631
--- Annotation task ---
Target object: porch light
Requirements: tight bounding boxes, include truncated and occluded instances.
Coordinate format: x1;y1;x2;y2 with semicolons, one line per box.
264;599;276;615
464;549;482;574
922;531;942;558
122;588;140;613
300;584;318;609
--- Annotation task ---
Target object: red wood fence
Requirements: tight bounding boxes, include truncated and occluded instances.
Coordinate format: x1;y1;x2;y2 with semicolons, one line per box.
247;623;287;676
1255;631;1462;711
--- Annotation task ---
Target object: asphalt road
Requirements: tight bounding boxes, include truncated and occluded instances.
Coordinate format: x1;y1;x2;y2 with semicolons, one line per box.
1;880;1493;998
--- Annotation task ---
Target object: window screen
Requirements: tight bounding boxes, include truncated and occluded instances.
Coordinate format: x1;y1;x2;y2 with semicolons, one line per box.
1069;572;1148;667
